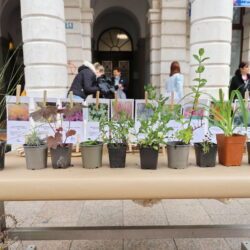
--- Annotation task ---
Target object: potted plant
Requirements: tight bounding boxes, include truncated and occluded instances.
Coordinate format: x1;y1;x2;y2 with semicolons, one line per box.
100;111;134;168
23;129;48;170
30;103;85;169
194;133;217;167
167;48;209;169
136;94;173;170
208;89;248;166
80;139;103;169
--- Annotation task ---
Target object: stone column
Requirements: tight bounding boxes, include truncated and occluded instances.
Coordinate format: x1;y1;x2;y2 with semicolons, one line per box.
148;3;161;91
242;9;250;62
81;1;94;63
190;0;233;98
65;0;83;86
21;0;68;98
160;0;188;95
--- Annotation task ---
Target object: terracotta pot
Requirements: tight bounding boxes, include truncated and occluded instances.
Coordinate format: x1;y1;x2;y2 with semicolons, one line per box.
216;134;246;166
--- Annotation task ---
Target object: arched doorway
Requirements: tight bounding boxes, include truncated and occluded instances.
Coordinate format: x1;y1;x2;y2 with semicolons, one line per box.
92;4;149;99
94;28;133;97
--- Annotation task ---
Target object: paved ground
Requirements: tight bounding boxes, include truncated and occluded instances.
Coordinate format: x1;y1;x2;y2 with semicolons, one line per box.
5;198;250;250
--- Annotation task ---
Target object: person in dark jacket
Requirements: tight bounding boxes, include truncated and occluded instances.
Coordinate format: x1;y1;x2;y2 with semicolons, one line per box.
111;67;128;92
96;65;115;99
68;61;100;100
229;62;250;98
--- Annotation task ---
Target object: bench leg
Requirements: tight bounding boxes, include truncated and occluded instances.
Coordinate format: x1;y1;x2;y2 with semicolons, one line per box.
0;201;7;250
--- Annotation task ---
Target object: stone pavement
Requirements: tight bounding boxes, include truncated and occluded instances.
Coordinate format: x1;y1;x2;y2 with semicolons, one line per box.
5;198;250;250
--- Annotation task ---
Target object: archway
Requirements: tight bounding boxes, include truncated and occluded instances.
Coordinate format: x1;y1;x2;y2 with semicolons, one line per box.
92;5;148;98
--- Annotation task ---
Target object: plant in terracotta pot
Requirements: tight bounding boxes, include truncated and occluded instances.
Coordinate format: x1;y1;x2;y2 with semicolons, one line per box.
23;128;48;170
80;139;103;169
167;48;209;169
100;110;134;168
135;95;173;169
194;133;217;167
30;103;85;169
208;88;248;166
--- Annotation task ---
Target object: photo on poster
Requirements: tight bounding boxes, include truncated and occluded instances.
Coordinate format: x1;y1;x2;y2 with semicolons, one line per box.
135;100;155;121
182;99;209;120
233;100;250;127
111;99;134;119
61;101;83;122
88;102;109;122
7;103;29;121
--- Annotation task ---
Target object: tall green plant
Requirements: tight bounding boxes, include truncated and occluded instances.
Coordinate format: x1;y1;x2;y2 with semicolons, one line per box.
0;46;24;129
208;89;248;136
175;48;209;144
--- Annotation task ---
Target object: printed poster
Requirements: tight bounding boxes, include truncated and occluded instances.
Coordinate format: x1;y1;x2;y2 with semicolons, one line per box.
7;96;30;144
85;99;110;141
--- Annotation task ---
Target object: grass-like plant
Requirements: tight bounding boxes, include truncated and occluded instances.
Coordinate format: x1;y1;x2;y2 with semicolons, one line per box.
207;89;248;137
25;129;45;146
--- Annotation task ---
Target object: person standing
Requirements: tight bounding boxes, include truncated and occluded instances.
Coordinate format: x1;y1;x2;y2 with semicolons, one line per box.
229;62;250;98
68;61;100;100
111;67;127;99
165;61;184;100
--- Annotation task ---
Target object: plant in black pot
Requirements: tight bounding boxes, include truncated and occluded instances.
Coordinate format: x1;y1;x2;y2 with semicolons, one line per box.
135;95;173;170
30;103;85;169
100;111;134;168
23;129;48;170
194;133;217;167
80;139;103;169
167;48;210;169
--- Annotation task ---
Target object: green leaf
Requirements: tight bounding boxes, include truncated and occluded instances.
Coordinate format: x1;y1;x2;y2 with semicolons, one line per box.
198;82;206;88
199;48;204;56
193;78;201;82
201;57;210;62
193;54;200;62
196;65;205;73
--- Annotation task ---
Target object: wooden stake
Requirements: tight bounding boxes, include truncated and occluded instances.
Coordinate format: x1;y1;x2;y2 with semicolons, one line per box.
245;90;249;108
114;91;118;108
96;91;100;110
128;134;132;152
76;134;80;153
69;91;73;108
170;91;174;109
43;90;47;107
16;84;21;104
162;145;166;156
145;91;148;104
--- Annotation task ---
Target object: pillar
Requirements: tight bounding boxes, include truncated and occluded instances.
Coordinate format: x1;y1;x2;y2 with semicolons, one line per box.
242;9;250;62
148;2;161;91
21;0;68;98
160;0;188;95
190;0;233;98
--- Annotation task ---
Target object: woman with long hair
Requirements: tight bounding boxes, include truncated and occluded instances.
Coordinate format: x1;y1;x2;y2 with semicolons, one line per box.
165;61;184;99
229;62;250;98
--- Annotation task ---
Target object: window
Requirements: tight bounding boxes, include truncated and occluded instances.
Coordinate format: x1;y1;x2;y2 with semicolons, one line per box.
98;29;132;52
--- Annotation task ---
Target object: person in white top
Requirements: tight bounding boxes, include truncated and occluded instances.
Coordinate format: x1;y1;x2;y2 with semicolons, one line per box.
165;61;184;100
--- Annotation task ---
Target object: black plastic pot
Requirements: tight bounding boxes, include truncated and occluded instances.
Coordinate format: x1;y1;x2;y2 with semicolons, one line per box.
139;146;159;170
194;143;217;167
108;143;127;168
0;140;6;170
247;142;250;164
50;144;72;169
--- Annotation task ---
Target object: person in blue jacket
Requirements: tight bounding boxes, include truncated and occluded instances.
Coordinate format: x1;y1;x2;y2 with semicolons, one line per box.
165;61;184;100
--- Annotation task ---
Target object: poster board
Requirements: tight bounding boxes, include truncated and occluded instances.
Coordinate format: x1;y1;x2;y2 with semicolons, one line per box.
7;96;30;144
85;98;110;141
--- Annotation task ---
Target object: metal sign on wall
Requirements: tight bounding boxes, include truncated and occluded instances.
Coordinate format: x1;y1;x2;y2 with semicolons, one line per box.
234;0;250;7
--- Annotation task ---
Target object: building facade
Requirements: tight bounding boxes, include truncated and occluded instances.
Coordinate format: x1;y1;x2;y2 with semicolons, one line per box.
0;0;247;99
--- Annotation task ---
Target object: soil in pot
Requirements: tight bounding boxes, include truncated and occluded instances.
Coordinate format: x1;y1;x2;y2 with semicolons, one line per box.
140;146;159;170
194;143;217;167
167;141;190;169
80;142;103;169
24;145;48;170
216;134;246;166
0;140;6;170
50;144;72;169
108;144;127;168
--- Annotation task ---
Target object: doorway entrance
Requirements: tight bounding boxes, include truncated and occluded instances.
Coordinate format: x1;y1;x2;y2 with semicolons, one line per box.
93;28;134;98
